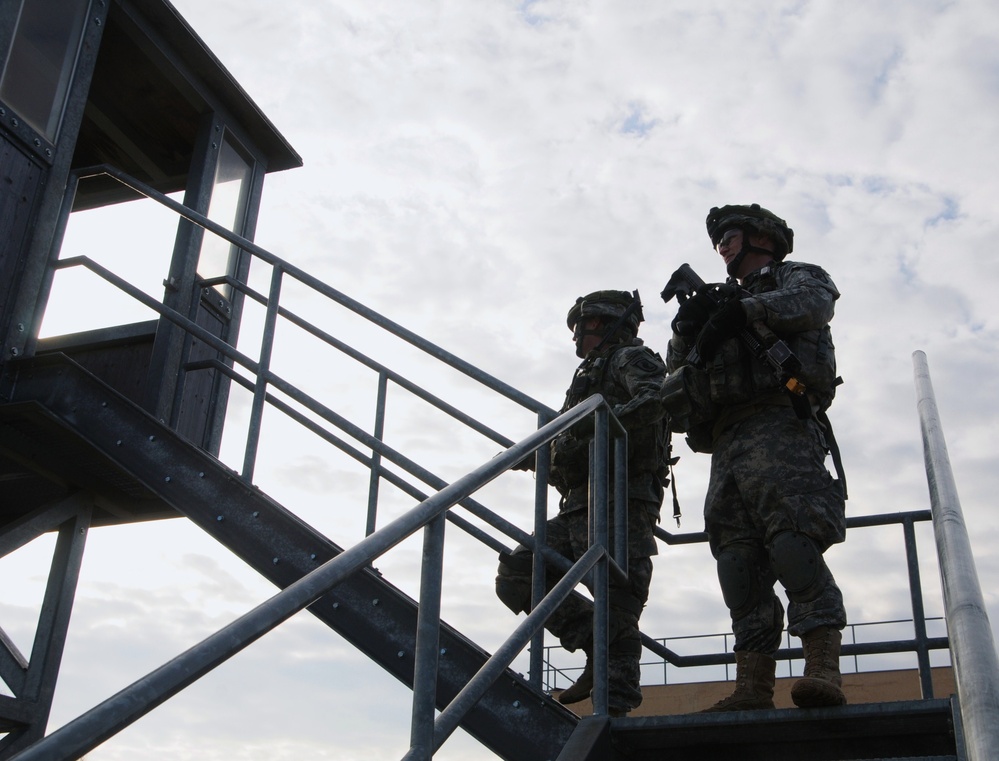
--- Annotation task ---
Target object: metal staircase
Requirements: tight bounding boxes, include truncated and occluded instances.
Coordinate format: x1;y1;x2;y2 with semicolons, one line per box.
1;166;996;760
0;353;576;760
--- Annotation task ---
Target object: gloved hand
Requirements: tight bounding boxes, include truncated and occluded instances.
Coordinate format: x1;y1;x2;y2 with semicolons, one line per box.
511;454;536;471
694;298;747;360
671;291;715;337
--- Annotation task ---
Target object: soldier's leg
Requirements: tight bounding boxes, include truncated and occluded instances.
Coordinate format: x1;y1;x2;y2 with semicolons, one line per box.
716;540;785;655
698;540;783;712
602;503;662;713
605;555;652;713
769;530;846;636
495;513;593;652
740;411;846;635
769;530;847;707
740;411;847;707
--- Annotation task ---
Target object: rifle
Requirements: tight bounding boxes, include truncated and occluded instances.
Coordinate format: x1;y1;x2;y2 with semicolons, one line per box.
661;263;810;417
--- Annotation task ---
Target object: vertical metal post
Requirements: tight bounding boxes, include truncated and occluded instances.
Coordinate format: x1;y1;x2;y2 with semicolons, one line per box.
241;265;283;481
913;351;999;761
589;407;609;715
613;433;628;572
902;514;933;698
366;371;389;536
528;419;552;690
409;513;445;760
24;172;79;358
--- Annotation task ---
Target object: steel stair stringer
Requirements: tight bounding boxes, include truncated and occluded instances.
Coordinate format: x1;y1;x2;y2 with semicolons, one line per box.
1;353;577;761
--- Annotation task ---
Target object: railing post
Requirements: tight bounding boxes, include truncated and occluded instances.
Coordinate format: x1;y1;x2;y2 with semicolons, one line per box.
409;513;445;760
613;432;628;573
366;371;389;536
913;350;999;761
902;514;934;697
528;410;552;689
241;265;283;481
589;407;610;715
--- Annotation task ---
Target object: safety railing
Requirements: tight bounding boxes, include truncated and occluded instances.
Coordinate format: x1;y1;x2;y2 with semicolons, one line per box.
545;616;950;694
590;509;948;699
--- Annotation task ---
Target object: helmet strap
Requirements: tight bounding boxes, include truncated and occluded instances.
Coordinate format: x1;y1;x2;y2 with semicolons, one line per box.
573;291;642;356
725;229;775;278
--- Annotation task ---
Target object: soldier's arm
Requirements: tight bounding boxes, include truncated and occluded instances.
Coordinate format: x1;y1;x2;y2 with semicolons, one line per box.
665;334;693;372
612;347;668;428
740;263;839;334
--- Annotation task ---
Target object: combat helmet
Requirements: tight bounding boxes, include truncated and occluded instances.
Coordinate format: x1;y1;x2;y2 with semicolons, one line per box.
706;203;794;260
567;290;643;357
566;290;644;335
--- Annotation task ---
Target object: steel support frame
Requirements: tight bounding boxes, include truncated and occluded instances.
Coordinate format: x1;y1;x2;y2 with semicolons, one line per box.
0;495;91;758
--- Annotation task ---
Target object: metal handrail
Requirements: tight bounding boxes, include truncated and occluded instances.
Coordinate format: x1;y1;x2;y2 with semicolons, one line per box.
67;164;553;416
546;509;949;696
913;350;999;761
44;256;611;611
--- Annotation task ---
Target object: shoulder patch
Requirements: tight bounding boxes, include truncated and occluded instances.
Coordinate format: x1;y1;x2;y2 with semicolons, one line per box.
621;349;666;375
632;356;664;374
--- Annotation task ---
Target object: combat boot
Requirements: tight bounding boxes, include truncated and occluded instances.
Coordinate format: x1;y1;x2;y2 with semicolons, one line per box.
792;626;847;708
700;650;776;712
557;656;593;705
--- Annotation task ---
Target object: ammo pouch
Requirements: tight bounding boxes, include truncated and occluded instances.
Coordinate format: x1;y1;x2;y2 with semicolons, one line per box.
550;434;589;492
785;325;838;408
661;364;716;448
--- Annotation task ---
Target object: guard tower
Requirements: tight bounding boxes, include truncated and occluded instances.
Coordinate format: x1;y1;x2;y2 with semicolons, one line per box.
0;0;298;750
0;0;300;475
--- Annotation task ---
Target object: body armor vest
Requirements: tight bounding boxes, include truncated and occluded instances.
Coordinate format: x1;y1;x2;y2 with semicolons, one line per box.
552;340;668;512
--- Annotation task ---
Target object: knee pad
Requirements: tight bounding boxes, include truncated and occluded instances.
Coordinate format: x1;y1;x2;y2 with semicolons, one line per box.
769;531;829;603
716;547;760;620
495;573;530;614
495;548;533;614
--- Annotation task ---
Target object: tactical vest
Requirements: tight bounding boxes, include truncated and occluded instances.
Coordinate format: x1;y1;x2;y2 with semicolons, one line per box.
663;261;840;453
552;341;668;511
706;262;839;411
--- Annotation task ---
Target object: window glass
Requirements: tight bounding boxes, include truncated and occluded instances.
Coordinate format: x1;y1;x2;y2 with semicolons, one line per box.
198;137;252;300
0;0;89;141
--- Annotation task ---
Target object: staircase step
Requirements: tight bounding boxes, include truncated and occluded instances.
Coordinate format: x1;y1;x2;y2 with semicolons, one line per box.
606;699;957;761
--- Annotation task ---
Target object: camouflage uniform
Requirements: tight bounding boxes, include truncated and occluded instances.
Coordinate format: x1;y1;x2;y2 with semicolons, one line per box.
666;259;847;655
497;333;668;713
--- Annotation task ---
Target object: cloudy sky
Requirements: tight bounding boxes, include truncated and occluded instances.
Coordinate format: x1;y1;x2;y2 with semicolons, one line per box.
5;0;999;758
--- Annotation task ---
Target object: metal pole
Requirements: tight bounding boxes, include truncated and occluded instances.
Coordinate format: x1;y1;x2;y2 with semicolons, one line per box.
528;416;552;690
902;515;933;698
613;433;628;572
912;350;999;761
409;514;445;760
417;544;605;758
241;265;283;481
366;371;389;536
589;408;610;715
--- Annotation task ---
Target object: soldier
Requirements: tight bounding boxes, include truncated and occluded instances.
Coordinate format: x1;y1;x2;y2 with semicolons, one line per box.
495;290;668;717
664;204;848;711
